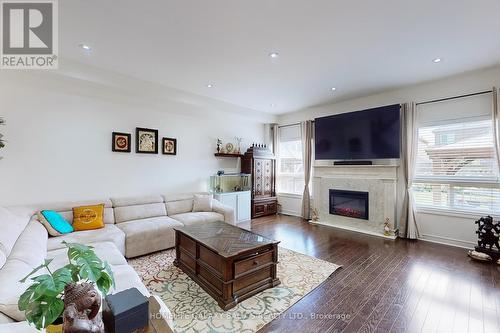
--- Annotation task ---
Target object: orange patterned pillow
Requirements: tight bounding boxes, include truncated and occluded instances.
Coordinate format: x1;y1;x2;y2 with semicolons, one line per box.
72;204;105;231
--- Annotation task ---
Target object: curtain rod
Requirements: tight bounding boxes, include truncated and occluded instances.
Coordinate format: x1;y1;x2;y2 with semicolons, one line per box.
416;89;493;106
278;120;314;129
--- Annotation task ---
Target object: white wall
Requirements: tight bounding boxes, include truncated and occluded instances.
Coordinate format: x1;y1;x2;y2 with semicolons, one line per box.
277;65;500;248
0;60;275;206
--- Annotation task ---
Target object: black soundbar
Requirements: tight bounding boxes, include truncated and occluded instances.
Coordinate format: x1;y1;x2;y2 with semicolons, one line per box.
333;161;373;166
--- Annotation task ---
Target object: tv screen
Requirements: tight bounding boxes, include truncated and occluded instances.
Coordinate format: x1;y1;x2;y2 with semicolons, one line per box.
315;104;400;160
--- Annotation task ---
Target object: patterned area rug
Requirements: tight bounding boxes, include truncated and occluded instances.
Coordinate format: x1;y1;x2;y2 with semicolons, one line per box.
129;247;340;333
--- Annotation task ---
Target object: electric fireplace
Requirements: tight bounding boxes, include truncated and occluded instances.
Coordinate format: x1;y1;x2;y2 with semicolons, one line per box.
329;189;369;220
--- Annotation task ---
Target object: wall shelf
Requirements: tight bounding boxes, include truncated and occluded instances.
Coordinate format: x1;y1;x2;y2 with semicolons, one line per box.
214;153;244;158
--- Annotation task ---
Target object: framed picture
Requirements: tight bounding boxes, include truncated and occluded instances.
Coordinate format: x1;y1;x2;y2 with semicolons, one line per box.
112;132;131;152
136;127;158;154
162;137;177;155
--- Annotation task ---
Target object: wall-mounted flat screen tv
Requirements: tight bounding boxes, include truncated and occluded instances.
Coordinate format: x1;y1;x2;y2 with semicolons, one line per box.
315;104;400;160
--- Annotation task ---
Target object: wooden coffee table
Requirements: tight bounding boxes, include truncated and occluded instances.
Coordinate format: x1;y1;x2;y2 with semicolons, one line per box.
173;221;280;310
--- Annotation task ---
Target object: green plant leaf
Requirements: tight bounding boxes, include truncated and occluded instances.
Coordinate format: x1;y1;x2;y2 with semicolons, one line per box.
18;284;38;311
104;261;115;289
32;274;61;298
24;296;64;329
76;257;102;282
96;271;113;295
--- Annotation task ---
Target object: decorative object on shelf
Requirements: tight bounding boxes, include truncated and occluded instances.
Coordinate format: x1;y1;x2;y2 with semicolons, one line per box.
217;170;225;176
225;142;234;153
136;127;158;154
235;137;243;154
216;139;222;153
474;215;500;261
383;218;391;236
468;250;492;262
0;117;5;150
162;137;177;155
311;208;319;222
111;132;131;153
63;282;104;333
18;242;115;331
242;144;277;218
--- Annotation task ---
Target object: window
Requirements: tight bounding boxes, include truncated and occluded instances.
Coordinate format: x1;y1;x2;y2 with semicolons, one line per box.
277;124;304;195
413;119;500;214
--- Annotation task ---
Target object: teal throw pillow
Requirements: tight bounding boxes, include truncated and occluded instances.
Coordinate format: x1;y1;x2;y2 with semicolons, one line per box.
37;210;74;236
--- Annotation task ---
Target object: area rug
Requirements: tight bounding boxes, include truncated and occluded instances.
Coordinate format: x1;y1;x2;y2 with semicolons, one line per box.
129;247;340;333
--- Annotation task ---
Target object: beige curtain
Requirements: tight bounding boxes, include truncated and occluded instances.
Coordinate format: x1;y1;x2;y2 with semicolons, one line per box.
492;88;500;169
399;103;419;239
271;124;279;156
301;120;313;220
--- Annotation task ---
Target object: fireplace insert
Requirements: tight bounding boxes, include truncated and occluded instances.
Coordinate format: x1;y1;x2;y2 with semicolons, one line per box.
329;189;369;220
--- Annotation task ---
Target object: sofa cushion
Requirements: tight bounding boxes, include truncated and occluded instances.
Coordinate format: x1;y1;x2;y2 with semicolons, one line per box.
114;203;167;224
0;221;48;321
112;195;167;224
192;194;213;212
0;313;14;324
170;212;224;226
117;217;182;258
111;264;150;297
46;241;127;270
0;207;31;268
47;224;125;255
164;194;194;215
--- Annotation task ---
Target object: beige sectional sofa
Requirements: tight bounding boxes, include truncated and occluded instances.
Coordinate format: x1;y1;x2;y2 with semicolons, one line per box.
0;193;235;331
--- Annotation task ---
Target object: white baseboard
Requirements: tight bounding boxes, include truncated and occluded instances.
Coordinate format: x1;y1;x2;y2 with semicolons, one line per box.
279;210;302;217
418;233;476;249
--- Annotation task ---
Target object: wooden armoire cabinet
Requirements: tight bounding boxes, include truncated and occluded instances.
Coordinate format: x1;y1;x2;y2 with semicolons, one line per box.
241;145;277;218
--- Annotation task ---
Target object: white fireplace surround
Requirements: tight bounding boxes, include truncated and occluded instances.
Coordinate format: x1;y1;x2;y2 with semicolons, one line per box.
311;164;398;239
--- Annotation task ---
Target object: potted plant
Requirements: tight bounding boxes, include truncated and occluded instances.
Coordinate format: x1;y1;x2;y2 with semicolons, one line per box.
18;242;115;332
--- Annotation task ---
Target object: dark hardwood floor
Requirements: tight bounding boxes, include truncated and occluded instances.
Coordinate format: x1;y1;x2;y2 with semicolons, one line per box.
240;214;500;333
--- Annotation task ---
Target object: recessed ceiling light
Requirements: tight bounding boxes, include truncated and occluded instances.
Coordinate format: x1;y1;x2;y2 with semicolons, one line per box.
206;83;214;88
331;87;337;91
433;58;442;63
78;43;92;51
269;52;279;59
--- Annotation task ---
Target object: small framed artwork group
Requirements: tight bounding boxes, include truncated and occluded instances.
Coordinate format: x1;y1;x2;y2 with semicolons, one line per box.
112;128;177;155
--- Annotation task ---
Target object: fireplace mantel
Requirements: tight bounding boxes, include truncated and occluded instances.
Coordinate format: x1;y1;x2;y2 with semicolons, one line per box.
314;164;398;180
311;164;399;239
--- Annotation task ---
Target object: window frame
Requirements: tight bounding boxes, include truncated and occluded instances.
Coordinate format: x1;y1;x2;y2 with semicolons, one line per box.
413;115;500;215
276;124;305;196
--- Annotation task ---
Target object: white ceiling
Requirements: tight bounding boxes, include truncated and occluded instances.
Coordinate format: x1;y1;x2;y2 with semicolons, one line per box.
60;0;500;115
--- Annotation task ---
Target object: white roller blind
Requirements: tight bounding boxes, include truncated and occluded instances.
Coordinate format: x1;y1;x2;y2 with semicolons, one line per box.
417;93;492;125
413;93;500;215
415;120;498;182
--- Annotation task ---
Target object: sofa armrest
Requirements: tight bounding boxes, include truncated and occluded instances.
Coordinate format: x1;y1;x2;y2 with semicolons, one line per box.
212;199;236;225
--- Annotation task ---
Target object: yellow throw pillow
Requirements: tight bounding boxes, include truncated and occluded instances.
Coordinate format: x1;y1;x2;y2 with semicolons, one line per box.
72;204;105;231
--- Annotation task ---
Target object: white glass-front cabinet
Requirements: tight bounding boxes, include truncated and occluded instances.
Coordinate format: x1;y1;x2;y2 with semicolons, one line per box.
214;191;251;222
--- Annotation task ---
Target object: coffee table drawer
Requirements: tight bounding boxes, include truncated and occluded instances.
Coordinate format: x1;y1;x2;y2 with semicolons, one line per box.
234;266;272;292
234;251;273;277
